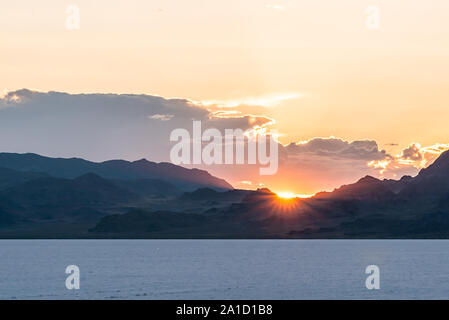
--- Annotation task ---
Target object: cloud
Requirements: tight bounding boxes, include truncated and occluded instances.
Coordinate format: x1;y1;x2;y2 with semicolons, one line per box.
149;114;174;121
188;137;393;194
2;89;36;102
368;143;449;177
200;92;302;108
285;137;388;161
0;89;276;163
276;139;449;192
211;110;242;118
2;89;448;195
199;138;449;194
401;143;423;161
206;115;275;132
0;88;38;106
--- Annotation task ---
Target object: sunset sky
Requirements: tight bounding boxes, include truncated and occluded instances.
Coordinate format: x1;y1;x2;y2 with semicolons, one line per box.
2;0;449;194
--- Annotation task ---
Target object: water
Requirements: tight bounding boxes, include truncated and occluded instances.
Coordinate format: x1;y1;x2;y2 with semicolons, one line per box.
0;240;448;300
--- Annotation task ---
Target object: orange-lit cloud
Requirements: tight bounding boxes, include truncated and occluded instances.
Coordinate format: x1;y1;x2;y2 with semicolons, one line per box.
207;138;449;195
200;93;302;109
368;143;449;176
2;89;449;196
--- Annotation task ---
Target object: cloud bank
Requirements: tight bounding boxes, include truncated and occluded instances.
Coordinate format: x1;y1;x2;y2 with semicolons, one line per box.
0;89;272;163
1;89;447;194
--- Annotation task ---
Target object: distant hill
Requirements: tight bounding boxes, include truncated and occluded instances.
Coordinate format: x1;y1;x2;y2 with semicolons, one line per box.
0;153;233;191
113;178;182;198
0;167;49;190
180;188;251;202
315;175;396;201
0;173;141;223
90;209;209;234
2;173;139;208
0;155;233;232
3;150;449;238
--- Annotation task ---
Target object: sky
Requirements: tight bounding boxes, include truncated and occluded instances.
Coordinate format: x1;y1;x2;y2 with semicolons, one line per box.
1;1;449;194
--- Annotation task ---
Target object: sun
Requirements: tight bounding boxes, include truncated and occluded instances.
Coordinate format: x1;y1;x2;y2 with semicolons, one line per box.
276;192;314;199
276;192;297;199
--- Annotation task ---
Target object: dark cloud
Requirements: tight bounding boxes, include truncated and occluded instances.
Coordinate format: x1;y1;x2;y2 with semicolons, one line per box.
0;90;277;162
206;115;274;131
285;137;389;161
401;144;423;161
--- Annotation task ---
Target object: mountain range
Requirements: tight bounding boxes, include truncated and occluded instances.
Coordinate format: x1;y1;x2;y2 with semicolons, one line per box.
0;153;232;191
1;151;449;238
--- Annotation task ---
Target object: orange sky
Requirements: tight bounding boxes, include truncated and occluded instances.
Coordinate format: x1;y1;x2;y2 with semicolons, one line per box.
2;0;449;194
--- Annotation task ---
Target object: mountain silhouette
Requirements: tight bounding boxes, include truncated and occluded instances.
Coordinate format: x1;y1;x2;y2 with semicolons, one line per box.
0;173;141;225
2;150;449;238
286;150;449;238
315;175;396;201
398;150;449;198
0;153;233;191
2;173;138;207
0;167;49;190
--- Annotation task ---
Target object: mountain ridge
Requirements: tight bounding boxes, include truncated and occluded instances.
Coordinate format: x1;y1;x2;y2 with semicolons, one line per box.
0;152;233;191
2;150;449;238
